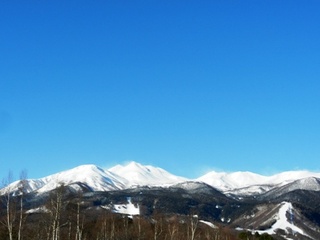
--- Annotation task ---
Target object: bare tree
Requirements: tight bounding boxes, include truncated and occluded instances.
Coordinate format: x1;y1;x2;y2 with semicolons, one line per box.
122;215;130;240
1;171;15;240
94;208;116;240
109;212;116;240
98;211;108;240
188;213;199;240
17;169;28;240
74;192;85;240
152;212;164;240
46;183;66;240
134;215;142;240
167;216;179;240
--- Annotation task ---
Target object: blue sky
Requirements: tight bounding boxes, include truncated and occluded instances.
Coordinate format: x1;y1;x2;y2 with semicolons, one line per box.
1;1;320;180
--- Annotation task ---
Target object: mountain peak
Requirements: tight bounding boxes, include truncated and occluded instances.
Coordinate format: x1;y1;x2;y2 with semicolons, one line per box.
58;164;104;176
34;164;126;193
111;161;151;171
108;161;187;187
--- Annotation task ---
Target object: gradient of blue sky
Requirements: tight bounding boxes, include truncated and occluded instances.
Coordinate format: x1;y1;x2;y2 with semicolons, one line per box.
1;1;320;180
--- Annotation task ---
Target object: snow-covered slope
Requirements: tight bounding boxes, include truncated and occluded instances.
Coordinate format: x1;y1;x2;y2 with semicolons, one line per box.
197;171;268;192
255;202;308;238
108;161;187;188
0;178;46;195
262;177;320;199
37;164;126;192
0;165;126;195
110;197;140;216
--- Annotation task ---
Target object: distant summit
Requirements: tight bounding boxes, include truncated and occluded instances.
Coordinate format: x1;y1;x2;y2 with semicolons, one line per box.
108;161;187;188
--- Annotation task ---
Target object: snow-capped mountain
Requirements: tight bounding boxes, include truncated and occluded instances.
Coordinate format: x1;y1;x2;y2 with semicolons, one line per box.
197;170;320;195
37;164;126;192
108;161;187;188
261;177;320;199
0;165;126;195
0;162;187;195
197;171;269;192
2;161;320;197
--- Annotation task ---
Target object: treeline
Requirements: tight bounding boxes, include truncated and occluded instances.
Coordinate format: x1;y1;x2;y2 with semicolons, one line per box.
0;187;235;240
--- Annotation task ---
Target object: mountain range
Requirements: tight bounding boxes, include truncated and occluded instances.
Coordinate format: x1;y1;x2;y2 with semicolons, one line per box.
2;161;320;196
1;161;320;240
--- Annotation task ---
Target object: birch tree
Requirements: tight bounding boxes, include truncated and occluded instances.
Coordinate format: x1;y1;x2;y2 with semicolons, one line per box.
152;212;164;240
17;169;28;240
74;192;85;240
188;213;199;240
1;171;15;240
167;216;179;240
47;183;66;240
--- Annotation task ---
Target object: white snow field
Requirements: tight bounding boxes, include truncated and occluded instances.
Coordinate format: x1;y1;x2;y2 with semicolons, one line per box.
255;202;309;239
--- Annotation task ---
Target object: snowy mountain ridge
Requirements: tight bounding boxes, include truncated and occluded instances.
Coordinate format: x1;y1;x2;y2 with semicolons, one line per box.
0;162;187;195
108;161;187;188
197;170;320;191
1;161;320;196
1;164;125;194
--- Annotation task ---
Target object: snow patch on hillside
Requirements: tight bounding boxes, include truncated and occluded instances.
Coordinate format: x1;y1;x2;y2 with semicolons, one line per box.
199;220;217;229
255;202;308;238
26;206;49;214
112;197;140;216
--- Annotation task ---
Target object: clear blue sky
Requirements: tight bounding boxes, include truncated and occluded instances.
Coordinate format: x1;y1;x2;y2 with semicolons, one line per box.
1;1;320;180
